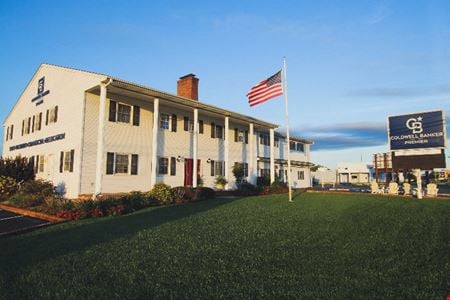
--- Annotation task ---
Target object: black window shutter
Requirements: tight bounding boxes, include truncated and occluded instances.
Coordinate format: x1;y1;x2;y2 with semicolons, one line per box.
199;120;204;134
6;126;9;141
35;155;39;174
21;120;24;136
210;160;215;176
234;128;238;142
184;117;189;131
45;110;49;125
38;113;42;130
69;149;75;172
59;151;64;173
245;130;249;144
171;114;177;132
133;106;140;126
106;152;115;174
211;122;216;138
32;116;35;133
54;106;58;123
109;100;117;122
170;157;176;176
27;118;31;133
10;124;13;139
131;154;138;175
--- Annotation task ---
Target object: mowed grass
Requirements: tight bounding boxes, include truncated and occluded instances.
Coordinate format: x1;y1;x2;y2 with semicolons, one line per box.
0;193;449;299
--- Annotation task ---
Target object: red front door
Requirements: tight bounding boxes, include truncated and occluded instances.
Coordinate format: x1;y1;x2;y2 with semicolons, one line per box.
184;159;193;186
184;159;201;187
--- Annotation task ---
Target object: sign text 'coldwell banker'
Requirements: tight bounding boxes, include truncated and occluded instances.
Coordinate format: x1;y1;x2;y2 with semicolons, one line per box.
388;110;446;150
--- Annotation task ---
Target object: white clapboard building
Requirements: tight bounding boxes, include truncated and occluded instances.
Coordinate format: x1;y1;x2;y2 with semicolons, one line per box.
2;64;313;198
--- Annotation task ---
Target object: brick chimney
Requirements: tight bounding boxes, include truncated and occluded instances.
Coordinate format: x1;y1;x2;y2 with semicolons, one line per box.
177;74;199;101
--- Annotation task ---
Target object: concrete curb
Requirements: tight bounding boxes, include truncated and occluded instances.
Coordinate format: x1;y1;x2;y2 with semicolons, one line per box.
0;204;66;224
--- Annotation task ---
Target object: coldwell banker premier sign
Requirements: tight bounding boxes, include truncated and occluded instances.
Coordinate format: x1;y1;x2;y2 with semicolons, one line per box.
388;110;446;150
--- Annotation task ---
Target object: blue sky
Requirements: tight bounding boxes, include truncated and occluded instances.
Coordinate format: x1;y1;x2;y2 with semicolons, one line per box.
1;0;449;168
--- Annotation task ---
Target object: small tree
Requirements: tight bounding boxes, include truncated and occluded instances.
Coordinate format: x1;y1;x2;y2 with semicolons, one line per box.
232;163;245;186
0;156;35;182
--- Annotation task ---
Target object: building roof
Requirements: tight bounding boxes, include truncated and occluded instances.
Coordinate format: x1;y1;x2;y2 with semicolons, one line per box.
274;132;314;145
43;63;279;129
5;63;313;143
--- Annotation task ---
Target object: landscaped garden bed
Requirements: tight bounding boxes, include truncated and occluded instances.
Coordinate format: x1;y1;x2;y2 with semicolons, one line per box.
1;156;293;222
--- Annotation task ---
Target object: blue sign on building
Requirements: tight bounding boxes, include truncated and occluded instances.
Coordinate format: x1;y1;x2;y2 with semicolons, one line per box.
388;110;446;150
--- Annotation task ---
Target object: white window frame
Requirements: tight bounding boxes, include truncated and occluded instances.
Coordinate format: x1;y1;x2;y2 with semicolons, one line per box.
238;130;245;142
117;103;131;123
63;151;72;172
38;155;45;173
158;157;169;175
49;107;57;123
160;114;170;130
115;154;129;174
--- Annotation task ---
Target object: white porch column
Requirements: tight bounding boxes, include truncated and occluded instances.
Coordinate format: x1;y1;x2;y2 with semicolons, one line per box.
193;108;199;188
93;82;108;199
270;128;275;184
224;116;229;189
150;98;159;188
248;123;255;184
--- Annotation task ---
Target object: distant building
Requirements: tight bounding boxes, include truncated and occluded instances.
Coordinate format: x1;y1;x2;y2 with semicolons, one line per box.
336;163;372;184
312;167;336;185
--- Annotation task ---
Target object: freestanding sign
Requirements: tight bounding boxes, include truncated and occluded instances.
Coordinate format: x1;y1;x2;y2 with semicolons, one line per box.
387;110;447;199
388;110;446;150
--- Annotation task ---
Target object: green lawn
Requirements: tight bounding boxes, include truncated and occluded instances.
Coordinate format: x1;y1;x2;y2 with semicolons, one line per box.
1;193;449;299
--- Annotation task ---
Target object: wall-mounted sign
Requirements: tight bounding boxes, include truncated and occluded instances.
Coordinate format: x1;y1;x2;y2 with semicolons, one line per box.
388;110;446;150
31;76;50;106
9;133;65;151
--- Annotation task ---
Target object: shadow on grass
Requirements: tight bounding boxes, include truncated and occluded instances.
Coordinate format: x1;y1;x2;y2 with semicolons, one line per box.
0;197;239;280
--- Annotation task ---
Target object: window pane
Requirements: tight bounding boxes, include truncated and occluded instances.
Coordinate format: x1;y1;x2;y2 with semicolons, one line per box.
158;157;168;174
117;104;131;123
39;155;45;173
115;154;129;174
160;114;169;129
63;151;71;171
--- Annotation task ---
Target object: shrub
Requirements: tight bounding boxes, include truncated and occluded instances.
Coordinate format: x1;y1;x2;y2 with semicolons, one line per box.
193;187;216;201
9;193;44;208
236;182;258;196
45;197;75;214
0;176;18;200
214;176;228;186
148;183;173;205
20;179;55;198
171;186;186;204
119;191;151;211
256;175;270;188
269;179;288;194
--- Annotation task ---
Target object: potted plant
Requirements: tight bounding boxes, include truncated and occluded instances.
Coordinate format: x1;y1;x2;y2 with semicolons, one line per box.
214;175;228;190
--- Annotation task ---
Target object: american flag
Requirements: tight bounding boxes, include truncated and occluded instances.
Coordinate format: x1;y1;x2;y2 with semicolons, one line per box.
247;70;283;107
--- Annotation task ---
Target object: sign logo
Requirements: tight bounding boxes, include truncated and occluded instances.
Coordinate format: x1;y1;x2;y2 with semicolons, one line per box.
406;116;423;134
31;76;50;106
388;110;446;150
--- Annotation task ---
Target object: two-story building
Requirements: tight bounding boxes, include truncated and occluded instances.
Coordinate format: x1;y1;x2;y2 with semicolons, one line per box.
2;64;313;198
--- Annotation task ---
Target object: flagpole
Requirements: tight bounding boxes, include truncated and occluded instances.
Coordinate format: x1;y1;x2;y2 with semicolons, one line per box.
282;57;293;202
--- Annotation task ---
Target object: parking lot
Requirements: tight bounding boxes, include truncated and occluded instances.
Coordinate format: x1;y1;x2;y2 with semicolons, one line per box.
0;208;50;236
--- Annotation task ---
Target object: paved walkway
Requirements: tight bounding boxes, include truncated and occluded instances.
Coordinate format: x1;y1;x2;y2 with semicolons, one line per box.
0;209;50;236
